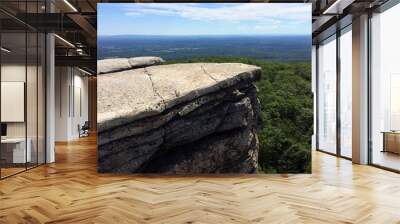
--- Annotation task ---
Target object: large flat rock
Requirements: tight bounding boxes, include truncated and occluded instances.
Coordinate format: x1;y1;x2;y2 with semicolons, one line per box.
97;56;165;74
97;63;261;131
97;62;262;173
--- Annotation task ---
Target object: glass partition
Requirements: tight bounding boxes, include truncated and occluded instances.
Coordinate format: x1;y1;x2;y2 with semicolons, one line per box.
38;32;46;165
312;45;317;150
27;30;38;169
339;26;352;158
0;2;46;179
370;3;400;171
1;31;28;177
317;35;337;154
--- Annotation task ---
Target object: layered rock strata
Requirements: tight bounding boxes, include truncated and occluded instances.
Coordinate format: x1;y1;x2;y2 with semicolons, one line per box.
97;62;262;174
97;56;165;74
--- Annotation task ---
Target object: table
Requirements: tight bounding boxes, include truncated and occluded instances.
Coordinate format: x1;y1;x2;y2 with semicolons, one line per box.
1;138;31;163
382;131;400;154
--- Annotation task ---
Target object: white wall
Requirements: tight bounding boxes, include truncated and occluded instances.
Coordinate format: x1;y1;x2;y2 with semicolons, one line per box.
1;64;26;146
1;62;46;164
69;72;89;139
55;67;89;141
55;66;70;141
1;64;33;138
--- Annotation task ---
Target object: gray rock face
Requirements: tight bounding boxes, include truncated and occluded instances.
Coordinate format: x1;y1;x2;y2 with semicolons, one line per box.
97;56;165;74
97;62;262;174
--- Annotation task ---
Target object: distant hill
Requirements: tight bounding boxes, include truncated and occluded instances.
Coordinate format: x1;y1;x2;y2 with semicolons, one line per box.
98;35;311;62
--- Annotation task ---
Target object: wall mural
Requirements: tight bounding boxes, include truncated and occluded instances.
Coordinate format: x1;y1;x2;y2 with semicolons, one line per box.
97;3;312;174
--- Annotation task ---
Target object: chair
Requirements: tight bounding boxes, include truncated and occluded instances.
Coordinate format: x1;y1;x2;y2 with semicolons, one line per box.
79;121;90;138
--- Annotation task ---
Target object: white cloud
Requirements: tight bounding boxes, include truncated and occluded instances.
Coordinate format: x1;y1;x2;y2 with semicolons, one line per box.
125;12;141;16
123;3;311;23
254;25;278;30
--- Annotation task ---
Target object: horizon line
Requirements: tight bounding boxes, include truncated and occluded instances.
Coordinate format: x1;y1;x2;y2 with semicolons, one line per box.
98;34;310;37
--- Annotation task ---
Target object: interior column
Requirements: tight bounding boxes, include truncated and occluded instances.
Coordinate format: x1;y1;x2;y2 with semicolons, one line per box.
352;14;369;164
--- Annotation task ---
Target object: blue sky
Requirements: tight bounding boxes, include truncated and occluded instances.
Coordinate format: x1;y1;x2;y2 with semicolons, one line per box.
98;3;311;36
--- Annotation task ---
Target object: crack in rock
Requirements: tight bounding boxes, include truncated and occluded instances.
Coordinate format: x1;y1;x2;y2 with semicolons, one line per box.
201;65;220;85
144;68;166;109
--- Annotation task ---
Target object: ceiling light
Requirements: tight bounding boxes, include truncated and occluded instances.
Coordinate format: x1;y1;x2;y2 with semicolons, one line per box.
78;67;93;76
54;34;75;48
1;47;11;53
322;0;354;15
76;48;85;55
63;0;78;12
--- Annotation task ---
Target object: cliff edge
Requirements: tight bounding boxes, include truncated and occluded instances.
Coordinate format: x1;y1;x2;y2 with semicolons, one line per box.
97;60;262;174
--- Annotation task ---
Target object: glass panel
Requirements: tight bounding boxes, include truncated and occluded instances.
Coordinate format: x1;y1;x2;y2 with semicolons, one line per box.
38;32;45;165
27;31;38;169
0;1;46;179
318;36;337;154
340;28;352;158
371;4;400;171
74;85;81;137
26;0;39;169
312;45;317;151
1;31;27;177
0;1;26;14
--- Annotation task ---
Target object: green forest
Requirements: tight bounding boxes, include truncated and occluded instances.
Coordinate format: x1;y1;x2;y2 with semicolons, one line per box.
168;57;313;173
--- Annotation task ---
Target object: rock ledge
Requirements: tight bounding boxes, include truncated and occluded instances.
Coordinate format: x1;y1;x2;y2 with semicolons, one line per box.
98;62;262;174
97;56;165;74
